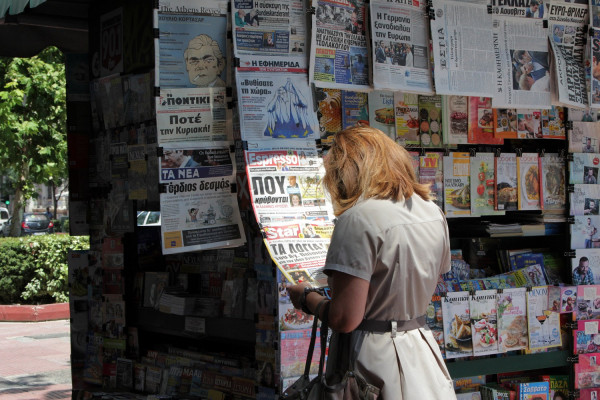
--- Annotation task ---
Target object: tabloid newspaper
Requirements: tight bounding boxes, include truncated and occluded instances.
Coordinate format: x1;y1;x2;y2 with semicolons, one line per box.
547;0;589;108
158;142;246;254
567;121;600;153
490;0;545;19
155;0;230;89
492;16;552;108
231;0;309;56
156;87;231;144
235;56;319;141
369;0;434;93
590;28;600;108
429;0;495;97
309;0;370;90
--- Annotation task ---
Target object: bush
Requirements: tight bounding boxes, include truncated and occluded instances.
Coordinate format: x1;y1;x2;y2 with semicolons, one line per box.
0;235;89;304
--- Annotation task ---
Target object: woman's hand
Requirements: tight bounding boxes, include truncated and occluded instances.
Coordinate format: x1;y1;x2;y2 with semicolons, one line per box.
286;282;313;311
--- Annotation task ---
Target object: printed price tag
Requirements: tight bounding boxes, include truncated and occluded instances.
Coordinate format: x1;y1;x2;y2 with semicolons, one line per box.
584;287;597;301
184;316;206;334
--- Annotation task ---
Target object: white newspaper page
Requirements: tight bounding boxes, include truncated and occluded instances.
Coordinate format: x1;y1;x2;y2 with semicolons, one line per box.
232;0;308;56
155;0;229;89
159;142;246;254
156;87;231;144
492;16;552;108
370;0;434;93
309;0;370;90
591;28;600;108
593;0;600;29
245;140;335;224
235;56;319;141
547;0;588;108
429;0;495;96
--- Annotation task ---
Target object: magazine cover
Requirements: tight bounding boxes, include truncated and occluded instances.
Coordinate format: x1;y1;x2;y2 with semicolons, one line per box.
315;87;342;146
408;150;420;176
493;108;518;139
469;290;499;356
443;152;471;218
394;92;420;146
569;153;600;184
580;388;600;400
427;295;445;358
540;107;565;139
516;110;542;139
539;153;566;212
515;381;549;399
443;95;469;145
539;375;568;400
495;152;518;211
419;152;444;210
572;216;600;249
574;320;600;354
576;285;600;321
470;152;504;217
517;152;541;211
567;121;600;153
527;286;562;350
341;90;369;129
575;353;600;389
368;90;396;140
572;249;600;286
467;97;503;145
570;184;600;216
559;286;577;313
497;288;528;352
418;94;443;147
280;328;321;380
441;291;473;359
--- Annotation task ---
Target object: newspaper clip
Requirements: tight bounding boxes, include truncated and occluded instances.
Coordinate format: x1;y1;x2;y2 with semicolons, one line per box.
241;140;248;150
444;147;451;157
158;184;168;194
591;26;595;37
156;146;164;157
227;101;233;109
494;148;502;158
567;216;575;224
153;86;160;98
307;6;315;14
525;286;532;292
229;144;236;153
439;291;447;297
226;1;231;12
542;19;548;29
567;184;575;193
567;390;580;400
567;355;579;364
226;87;233;97
227;30;232;40
153;0;158;9
230;183;237;193
497;288;503;294
565;120;573;130
539;148;545;158
428;7;436;20
469;289;476;296
559;148;566;159
311;82;319;112
564;250;577;258
566;153;574;161
486;5;492;13
233;57;240;68
515;148;523;157
469;148;477;157
153;28;159;39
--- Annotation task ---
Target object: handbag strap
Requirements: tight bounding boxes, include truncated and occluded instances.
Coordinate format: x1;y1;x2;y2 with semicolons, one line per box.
317;300;330;377
303;299;329;377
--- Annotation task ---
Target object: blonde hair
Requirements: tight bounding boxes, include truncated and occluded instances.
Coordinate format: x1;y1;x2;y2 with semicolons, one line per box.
322;126;431;216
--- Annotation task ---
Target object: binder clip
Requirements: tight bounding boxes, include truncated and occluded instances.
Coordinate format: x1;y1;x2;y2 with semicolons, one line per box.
156;146;164;157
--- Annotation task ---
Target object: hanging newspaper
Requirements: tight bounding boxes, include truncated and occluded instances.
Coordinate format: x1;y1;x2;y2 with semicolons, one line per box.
155;0;230;89
369;0;434;93
547;0;588;108
429;0;495;97
492;16;552;109
309;0;370;90
593;0;600;29
590;28;600;108
245;140;335;224
158;142;246;254
235;55;319;140
490;0;545;18
231;0;308;56
156;87;231;144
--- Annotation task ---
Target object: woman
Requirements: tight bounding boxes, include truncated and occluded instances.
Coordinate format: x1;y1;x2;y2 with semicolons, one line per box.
287;126;455;398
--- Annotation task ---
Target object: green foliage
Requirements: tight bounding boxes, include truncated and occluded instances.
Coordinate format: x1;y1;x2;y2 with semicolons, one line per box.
0;235;89;304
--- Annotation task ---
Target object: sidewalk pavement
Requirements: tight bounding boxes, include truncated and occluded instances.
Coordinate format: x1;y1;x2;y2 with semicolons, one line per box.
0;319;72;400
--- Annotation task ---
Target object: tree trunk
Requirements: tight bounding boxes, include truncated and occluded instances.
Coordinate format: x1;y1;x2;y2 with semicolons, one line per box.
51;181;57;218
8;165;29;237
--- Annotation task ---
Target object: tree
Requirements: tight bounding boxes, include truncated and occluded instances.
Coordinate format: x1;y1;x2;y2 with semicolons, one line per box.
0;47;67;236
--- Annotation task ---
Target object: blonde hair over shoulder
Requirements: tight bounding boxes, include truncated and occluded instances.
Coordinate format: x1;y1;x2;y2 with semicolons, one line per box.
322;126;432;216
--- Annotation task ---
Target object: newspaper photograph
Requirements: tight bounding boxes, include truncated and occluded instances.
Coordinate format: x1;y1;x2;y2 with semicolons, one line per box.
592;0;600;28
490;0;545;18
158;142;245;254
155;0;229;89
547;0;588;108
309;0;370;90
591;28;600;108
369;0;434;93
235;56;319;140
492;16;552;108
232;0;308;56
429;0;495;97
156;87;231;144
263;221;334;287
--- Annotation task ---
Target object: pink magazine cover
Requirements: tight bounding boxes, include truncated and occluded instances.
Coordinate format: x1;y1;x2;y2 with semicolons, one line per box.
559;286;577;313
574;320;600;354
576;285;600;321
575;352;600;389
580;388;600;400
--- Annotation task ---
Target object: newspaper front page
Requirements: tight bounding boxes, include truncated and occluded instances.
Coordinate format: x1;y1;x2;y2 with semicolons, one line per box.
309;0;370;90
158;142;246;254
370;0;434;93
232;0;308;56
155;0;230;89
156;87;231;144
490;0;545;19
591;28;600;108
429;0;495;96
235;56;319;141
492;16;552;108
547;0;588;108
